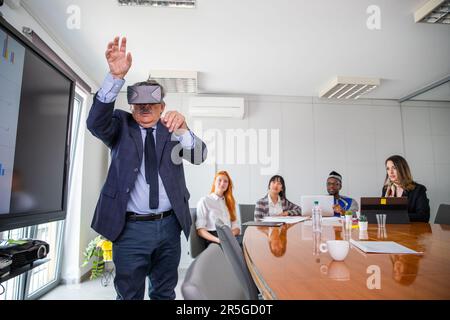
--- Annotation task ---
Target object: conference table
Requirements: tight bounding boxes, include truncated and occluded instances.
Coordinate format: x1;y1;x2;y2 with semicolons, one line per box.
243;220;450;299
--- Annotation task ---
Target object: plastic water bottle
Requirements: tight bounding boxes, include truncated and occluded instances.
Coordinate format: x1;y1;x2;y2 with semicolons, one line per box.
312;201;322;233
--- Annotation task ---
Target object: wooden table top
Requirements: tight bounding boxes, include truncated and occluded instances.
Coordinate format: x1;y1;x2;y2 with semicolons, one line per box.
243;221;450;300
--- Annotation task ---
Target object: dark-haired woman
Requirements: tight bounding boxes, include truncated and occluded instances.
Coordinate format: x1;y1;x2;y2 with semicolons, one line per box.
382;155;430;222
254;175;302;220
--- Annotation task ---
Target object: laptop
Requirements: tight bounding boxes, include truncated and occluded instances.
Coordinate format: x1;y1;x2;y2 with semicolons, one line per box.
300;195;334;217
360;197;410;224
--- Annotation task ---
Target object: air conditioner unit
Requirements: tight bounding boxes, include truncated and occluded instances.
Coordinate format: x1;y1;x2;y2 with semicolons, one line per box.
188;97;245;119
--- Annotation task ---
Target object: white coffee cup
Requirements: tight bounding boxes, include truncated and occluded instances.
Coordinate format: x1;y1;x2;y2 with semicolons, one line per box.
319;240;350;261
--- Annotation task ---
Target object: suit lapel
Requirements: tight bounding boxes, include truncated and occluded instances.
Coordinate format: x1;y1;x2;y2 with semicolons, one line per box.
129;117;143;163
156;120;170;167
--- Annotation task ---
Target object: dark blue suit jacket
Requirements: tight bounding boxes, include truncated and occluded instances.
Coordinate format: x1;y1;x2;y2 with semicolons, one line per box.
86;96;207;241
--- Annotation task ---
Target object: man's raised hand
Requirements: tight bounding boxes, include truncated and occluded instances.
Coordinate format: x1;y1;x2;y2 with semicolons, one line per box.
105;36;132;79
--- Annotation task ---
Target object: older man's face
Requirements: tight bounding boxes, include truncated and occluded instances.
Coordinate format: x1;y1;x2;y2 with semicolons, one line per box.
131;103;165;128
327;177;341;196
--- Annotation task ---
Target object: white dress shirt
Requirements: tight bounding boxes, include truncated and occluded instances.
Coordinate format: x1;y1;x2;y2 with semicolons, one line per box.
196;193;240;231
268;194;283;216
126;123;194;214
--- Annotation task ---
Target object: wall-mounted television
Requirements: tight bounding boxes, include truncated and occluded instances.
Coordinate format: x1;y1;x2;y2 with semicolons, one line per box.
0;16;75;232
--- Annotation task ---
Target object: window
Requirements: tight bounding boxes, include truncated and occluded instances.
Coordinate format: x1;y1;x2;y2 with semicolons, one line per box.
0;227;28;300
25;220;64;299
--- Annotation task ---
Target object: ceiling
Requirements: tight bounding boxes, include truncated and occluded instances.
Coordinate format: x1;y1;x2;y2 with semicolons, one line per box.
17;0;450;99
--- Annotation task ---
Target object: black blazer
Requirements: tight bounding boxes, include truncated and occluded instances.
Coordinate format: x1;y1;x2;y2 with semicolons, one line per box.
382;183;430;222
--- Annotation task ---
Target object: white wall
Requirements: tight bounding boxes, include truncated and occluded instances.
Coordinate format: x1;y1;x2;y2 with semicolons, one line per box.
178;96;450;219
180;96;403;205
401;101;450;220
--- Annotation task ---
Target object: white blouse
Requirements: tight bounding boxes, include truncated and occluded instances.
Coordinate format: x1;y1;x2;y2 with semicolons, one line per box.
196;193;240;231
268;194;283;216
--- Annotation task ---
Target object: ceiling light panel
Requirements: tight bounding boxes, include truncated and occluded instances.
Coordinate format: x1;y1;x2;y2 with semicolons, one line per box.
319;76;380;99
414;0;450;24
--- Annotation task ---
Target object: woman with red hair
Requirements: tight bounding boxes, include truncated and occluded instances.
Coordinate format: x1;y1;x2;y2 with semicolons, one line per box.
196;171;241;245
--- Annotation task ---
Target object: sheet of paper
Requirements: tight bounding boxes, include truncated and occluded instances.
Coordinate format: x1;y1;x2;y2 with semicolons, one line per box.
322;217;340;221
261;216;309;224
303;217;341;226
242;221;284;227
322;217;342;226
350;239;422;254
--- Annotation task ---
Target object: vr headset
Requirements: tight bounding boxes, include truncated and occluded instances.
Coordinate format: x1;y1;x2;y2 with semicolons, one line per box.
127;84;163;104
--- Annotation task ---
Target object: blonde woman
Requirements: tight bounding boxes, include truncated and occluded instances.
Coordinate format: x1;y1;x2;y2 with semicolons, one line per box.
383;155;430;222
196;171;241;245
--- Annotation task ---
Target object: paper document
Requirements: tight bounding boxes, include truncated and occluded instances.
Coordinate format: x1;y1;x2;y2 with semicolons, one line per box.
350;239;422;254
322;217;340;221
303;217;341;226
322;217;342;226
242;221;284;227
262;216;309;224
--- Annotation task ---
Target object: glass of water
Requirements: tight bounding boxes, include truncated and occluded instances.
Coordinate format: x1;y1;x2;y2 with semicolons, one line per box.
376;213;387;228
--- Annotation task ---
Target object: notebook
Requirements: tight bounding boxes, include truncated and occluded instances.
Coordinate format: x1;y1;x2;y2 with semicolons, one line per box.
262;216;309;224
350;239;422;254
242;221;284;227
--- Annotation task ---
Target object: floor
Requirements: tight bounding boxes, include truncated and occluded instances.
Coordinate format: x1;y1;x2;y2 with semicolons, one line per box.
39;268;187;300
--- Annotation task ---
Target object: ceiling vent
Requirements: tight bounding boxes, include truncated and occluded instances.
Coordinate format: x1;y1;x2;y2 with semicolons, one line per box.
319;76;380;99
117;0;196;8
148;70;197;93
414;0;450;24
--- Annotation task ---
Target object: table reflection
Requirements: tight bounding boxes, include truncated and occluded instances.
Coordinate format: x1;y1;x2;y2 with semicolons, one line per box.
257;224;295;257
320;261;350;281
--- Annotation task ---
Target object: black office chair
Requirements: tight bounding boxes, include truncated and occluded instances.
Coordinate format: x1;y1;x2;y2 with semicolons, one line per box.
238;204;256;235
434;204;450;225
182;243;247;300
188;208;207;258
215;219;259;300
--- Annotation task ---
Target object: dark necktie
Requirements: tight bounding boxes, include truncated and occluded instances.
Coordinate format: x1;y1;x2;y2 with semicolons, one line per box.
145;127;159;209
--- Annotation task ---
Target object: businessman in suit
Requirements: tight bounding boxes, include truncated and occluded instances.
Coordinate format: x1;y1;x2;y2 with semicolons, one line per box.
86;36;207;300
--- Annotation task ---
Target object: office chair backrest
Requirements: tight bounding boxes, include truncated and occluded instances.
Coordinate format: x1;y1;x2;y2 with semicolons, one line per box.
215;219;259;300
435;204;450;225
189;208;207;258
181;243;247;300
238;204;256;235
